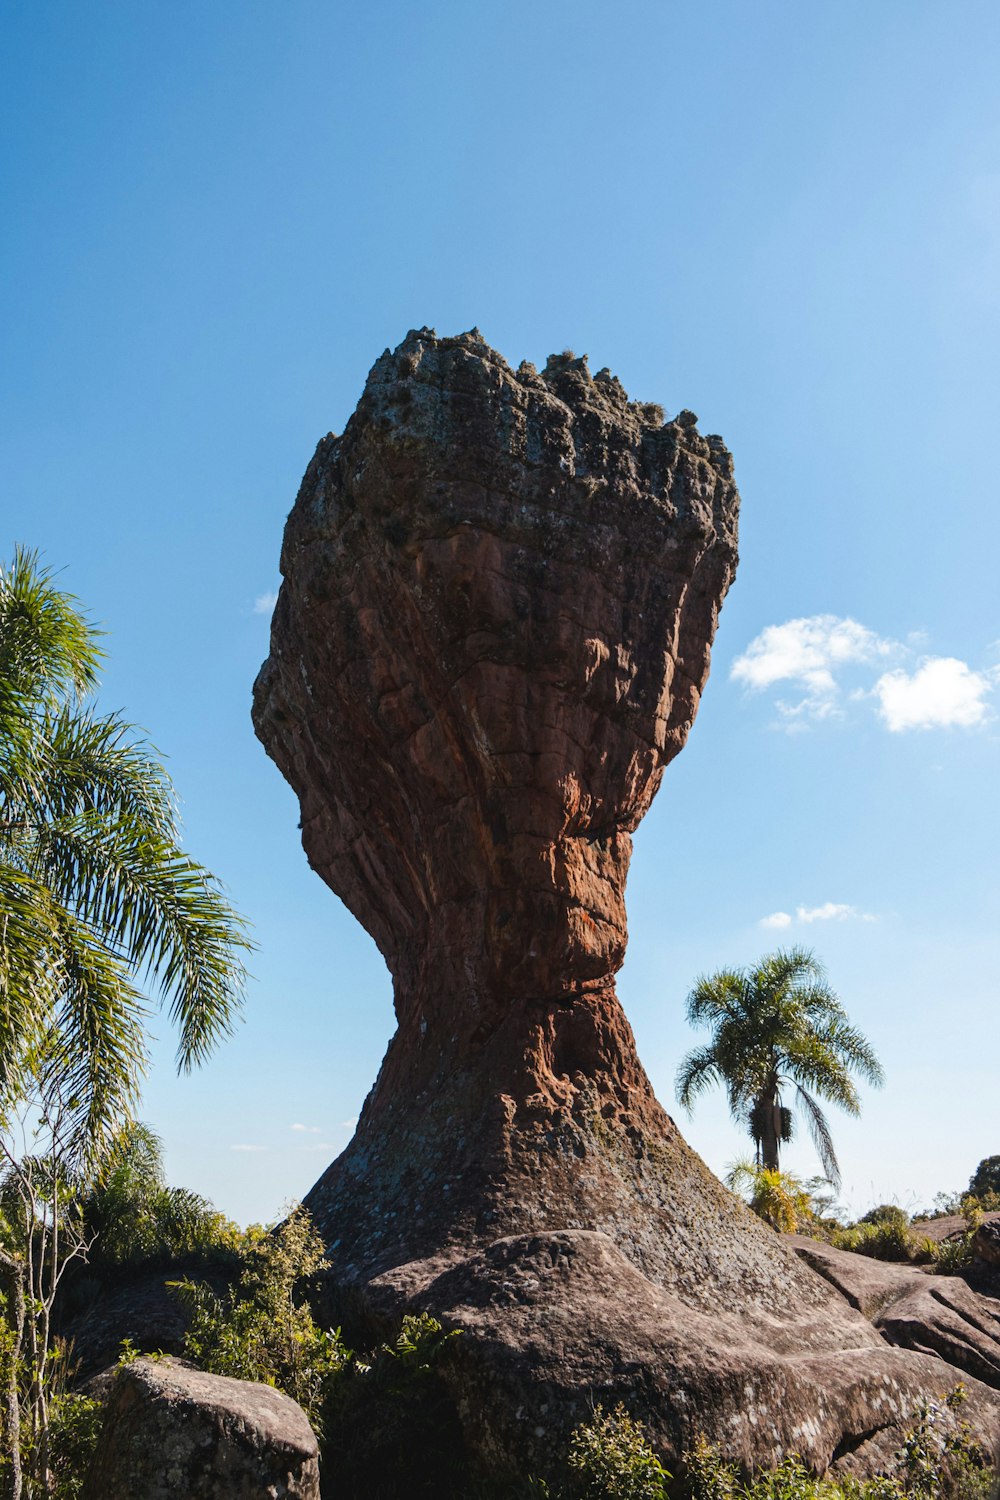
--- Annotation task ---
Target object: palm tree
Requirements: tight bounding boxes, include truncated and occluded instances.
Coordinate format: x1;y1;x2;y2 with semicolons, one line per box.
0;547;251;1156
0;548;251;1497
675;948;883;1189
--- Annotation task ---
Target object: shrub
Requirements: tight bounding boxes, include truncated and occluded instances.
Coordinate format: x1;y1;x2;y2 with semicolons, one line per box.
859;1205;910;1231
565;1403;669;1500
725;1162;817;1234
830;1212;919;1263
682;1387;992;1500
42;1392;103;1500
172;1206;347;1428
83;1122;240;1270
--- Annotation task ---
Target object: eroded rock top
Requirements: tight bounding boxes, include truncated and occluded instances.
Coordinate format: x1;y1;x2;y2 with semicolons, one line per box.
254;329;739;1010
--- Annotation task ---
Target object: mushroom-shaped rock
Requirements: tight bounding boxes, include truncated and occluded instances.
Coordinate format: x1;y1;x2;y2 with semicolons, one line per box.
82;1357;320;1499
252;330;1000;1477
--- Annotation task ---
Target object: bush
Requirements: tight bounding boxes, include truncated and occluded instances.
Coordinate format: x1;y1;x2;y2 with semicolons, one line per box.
83;1122;240;1270
565;1404;669;1500
831;1218;918;1263
172;1206;347;1428
681;1387;992;1500
725;1162;818;1234
42;1392;103;1500
860;1205;910;1231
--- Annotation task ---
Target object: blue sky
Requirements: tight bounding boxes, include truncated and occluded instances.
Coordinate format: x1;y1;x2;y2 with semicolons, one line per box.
3;1;998;1225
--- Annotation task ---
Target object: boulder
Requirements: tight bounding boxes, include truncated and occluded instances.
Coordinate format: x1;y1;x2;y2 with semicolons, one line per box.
82;1356;320;1500
252;329;1000;1479
974;1221;1000;1267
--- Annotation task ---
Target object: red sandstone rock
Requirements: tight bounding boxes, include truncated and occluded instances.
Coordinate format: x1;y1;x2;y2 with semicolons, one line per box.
252;330;1000;1478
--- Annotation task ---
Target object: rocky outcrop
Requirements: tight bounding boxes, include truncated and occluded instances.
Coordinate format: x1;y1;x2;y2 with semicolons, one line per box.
253;330;1000;1480
791;1236;1000;1389
82;1357;320;1499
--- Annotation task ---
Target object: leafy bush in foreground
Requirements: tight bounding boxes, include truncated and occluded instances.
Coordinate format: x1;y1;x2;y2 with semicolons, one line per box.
565;1404;669;1500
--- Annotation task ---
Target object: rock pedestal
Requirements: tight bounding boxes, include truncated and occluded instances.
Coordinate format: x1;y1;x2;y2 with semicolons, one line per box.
253;330;1000;1478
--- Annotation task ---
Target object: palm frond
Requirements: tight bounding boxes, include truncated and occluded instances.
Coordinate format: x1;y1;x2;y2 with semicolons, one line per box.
794;1083;841;1188
675;1046;721;1111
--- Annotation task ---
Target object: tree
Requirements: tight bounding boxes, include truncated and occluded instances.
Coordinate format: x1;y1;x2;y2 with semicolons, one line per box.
968;1157;1000;1201
675;948;883;1188
0;547;251;1499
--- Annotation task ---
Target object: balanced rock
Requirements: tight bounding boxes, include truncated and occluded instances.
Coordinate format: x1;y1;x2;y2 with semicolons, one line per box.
253;330;1000;1479
82;1357;320;1500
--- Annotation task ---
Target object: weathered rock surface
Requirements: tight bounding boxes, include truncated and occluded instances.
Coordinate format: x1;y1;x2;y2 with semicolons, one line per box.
791;1236;1000;1391
404;1230;1000;1479
82;1356;320;1500
974;1221;1000;1267
253;329;1000;1479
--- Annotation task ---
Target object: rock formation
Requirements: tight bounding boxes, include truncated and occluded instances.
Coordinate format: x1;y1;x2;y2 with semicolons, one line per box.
82;1357;320;1500
253;330;1000;1480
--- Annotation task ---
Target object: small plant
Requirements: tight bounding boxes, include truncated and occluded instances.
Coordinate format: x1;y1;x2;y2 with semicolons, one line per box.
35;1393;102;1500
565;1403;669;1500
681;1387;992;1500
830;1206;922;1264
726;1161;816;1234
172;1206;347;1429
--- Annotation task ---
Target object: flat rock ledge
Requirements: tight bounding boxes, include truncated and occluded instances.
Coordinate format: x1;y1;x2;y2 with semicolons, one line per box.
81;1356;320;1500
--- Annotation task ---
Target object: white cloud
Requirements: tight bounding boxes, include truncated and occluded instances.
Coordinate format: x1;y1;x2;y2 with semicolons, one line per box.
732;615;895;721
760;902;876;929
874;657;994;732
230;1143;267;1152
797;902;874;924
298;1142;336;1152
291;1123;321;1133
339;1117;358;1130
253;591;278;615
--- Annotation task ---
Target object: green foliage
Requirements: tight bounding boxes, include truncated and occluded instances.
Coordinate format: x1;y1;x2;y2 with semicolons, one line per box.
726;1161;817;1234
676;949;883;1187
565;1404;669;1500
682;1388;992;1500
172;1207;343;1427
966;1158;1000;1201
0;546;251;1160
831;1219;918;1263
81;1121;238;1269
859;1205;910;1231
35;1393;102;1500
826;1204;945;1264
930;1203;983;1277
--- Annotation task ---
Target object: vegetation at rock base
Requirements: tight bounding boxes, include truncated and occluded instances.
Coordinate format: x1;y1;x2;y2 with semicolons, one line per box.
679;1387;991;1500
79;1120;240;1272
676;949;883;1188
172;1206;346;1429
0;550;251;1500
725;1161;824;1234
